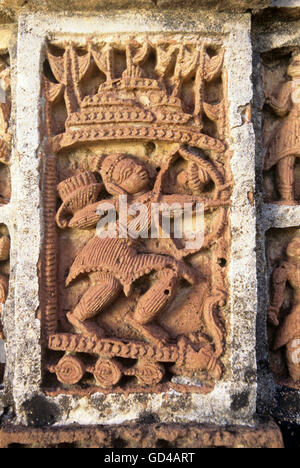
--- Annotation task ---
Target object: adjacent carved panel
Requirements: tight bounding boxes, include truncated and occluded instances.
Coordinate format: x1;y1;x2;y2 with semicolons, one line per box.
0;224;10;385
263;49;300;205
41;37;232;395
267;228;300;389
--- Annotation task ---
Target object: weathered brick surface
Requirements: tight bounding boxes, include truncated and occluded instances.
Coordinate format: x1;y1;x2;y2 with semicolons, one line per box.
0;420;284;448
0;0;273;10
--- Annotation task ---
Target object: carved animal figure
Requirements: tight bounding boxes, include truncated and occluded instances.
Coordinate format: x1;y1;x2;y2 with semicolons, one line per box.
268;236;300;382
264;52;300;204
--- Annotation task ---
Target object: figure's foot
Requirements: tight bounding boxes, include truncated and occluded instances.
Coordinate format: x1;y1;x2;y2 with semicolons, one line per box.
127;314;170;345
67;312;105;339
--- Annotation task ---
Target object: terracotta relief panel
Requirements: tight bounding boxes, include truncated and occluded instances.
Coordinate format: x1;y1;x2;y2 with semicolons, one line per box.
263;49;300;205
267;228;300;389
41;37;232;396
0;54;10;206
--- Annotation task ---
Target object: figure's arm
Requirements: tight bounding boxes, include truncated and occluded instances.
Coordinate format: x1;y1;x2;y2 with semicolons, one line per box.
68;199;117;229
152;150;178;201
266;82;292;117
155;196;228;260
268;264;288;327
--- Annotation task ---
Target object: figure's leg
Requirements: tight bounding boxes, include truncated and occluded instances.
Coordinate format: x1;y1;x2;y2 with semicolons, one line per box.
128;268;178;344
286;337;300;382
67;273;121;338
134;269;178;324
276;156;296;203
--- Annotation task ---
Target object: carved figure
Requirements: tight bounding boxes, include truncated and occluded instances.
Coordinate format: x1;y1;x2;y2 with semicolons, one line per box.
268;236;300;382
0;235;10;262
57;151;227;345
177;161;212;193
264;52;300;204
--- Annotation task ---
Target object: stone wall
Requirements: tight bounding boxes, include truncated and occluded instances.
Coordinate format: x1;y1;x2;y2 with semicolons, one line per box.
0;0;297;448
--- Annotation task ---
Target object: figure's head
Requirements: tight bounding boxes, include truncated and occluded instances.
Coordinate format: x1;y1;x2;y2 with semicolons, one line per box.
288;52;300;78
100;153;150;196
177;162;210;193
286;236;300;260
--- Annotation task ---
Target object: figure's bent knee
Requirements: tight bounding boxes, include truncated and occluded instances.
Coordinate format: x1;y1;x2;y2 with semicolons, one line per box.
73;300;90;321
72;276;121;322
133;269;178;325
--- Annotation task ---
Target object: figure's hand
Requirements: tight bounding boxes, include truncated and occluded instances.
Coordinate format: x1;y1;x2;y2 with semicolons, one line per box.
268;306;280;327
88;154;104;173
